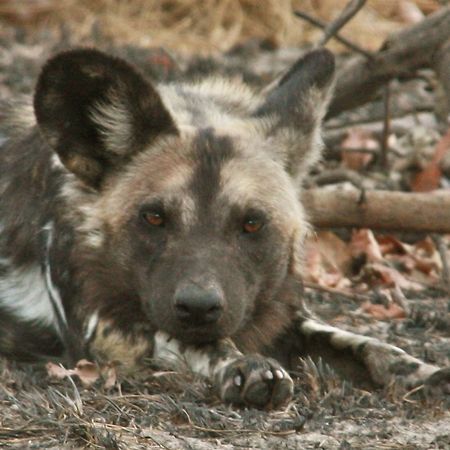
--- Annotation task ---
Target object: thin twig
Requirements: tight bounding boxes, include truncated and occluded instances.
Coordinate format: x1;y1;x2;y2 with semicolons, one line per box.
326;6;450;117
309;167;364;189
402;384;423;403
303;281;372;303
380;83;391;168
294;10;374;59
318;0;367;47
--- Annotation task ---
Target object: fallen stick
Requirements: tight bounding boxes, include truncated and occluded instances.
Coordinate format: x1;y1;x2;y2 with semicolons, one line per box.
326;6;450;118
303;188;450;233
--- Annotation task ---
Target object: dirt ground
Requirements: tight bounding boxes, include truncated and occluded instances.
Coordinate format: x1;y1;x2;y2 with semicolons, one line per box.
1;288;449;449
0;7;449;449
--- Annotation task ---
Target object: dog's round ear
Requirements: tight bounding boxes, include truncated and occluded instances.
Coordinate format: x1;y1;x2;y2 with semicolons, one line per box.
255;49;335;180
34;48;178;188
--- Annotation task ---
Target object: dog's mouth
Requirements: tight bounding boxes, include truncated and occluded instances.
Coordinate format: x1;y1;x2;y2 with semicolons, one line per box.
169;322;226;345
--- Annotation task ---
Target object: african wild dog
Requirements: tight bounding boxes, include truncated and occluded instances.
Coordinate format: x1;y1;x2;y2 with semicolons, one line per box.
0;48;448;408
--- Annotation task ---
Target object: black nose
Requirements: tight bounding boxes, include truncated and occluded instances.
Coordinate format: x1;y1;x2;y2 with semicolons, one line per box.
174;283;224;325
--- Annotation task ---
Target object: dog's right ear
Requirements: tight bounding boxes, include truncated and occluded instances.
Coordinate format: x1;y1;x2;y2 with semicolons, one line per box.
34;49;178;188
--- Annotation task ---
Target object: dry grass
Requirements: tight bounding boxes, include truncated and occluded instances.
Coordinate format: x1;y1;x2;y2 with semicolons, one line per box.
0;0;443;54
1;298;448;449
2;354;447;449
0;357;335;448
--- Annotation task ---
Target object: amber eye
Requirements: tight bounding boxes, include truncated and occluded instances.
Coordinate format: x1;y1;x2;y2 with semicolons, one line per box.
242;218;264;234
142;211;165;227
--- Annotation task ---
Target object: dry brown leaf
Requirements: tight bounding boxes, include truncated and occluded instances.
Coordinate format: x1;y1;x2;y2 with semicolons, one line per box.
377;235;408;256
408;237;441;275
361;302;406;320
411;128;450;192
315;231;353;273
46;359;102;387
378;235;441;278
410;163;442;192
304;232;352;288
350;229;383;263
340;129;377;171
364;263;423;290
74;359;100;387
46;362;74;380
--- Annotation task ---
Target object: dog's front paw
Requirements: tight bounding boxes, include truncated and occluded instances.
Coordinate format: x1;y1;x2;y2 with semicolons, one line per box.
215;354;293;409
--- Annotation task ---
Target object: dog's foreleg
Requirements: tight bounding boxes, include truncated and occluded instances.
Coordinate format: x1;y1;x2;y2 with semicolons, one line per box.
153;331;293;408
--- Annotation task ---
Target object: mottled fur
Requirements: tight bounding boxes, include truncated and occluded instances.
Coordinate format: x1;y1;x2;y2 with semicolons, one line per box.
0;48;448;407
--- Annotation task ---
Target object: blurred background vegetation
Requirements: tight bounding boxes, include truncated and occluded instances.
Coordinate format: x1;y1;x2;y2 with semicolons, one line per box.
0;0;444;54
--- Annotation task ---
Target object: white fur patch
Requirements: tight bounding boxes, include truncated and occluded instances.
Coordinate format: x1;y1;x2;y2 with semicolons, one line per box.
90;91;132;155
43;222;68;331
43;261;67;330
299;317;405;354
50;153;65;170
187;77;260;112
153;331;182;364
0;261;56;327
183;348;211;377
299;318;371;349
84;311;99;341
152;331;212;377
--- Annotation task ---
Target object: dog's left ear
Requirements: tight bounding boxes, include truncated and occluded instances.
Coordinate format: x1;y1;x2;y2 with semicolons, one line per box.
255;49;335;180
34;49;178;188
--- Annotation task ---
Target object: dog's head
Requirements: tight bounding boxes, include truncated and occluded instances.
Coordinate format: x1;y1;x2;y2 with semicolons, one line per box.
34;48;334;345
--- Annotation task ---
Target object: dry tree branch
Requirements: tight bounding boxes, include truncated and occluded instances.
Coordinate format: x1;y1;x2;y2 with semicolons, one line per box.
379;83;391;168
303;188;450;233
327;6;450;118
317;0;367;47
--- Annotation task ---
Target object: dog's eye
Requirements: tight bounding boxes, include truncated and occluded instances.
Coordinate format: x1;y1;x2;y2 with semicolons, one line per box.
242;218;264;234
142;211;165;227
